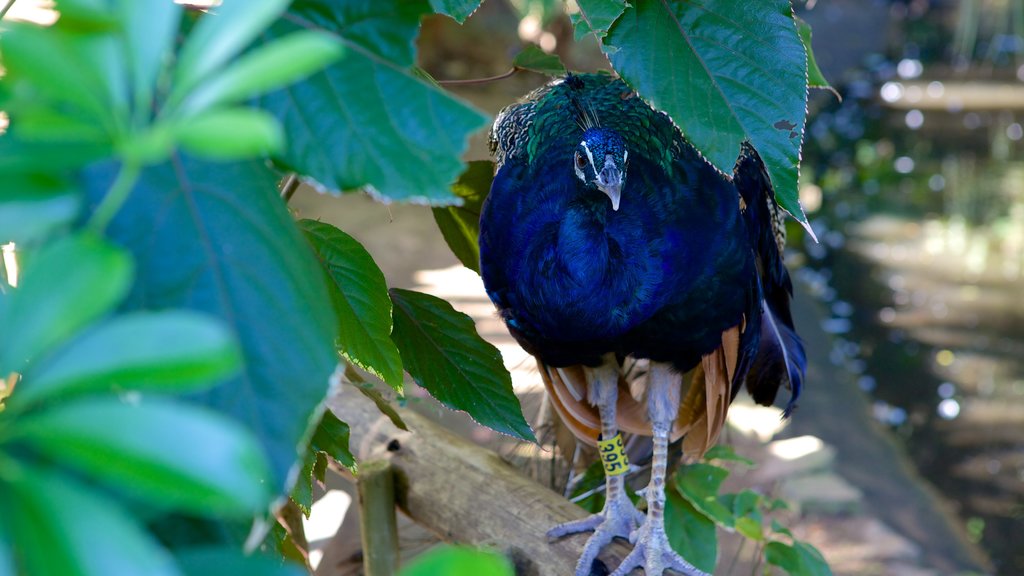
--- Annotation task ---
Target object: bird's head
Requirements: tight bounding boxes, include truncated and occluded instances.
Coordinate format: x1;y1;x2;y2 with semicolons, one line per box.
573;128;628;211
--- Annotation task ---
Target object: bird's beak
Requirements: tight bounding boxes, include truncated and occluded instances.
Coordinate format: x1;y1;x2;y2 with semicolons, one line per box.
597;182;621;211
597;160;622;211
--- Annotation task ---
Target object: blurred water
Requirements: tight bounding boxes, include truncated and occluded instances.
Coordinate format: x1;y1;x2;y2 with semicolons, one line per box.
799;63;1024;574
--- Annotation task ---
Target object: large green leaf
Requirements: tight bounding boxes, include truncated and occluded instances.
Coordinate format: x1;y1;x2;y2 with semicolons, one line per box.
17;311;242;407
431;160;493;274
19;397;272;516
765;541;833;576
665;485;718;574
675;463;734;528
398;546;514;576
389;289;534;442
0;234;132;375
600;0;809;223
300;220;403;389
257;3;488;203
3;467;181;576
81;156;339;492
115;0;181;113
570;0;627;39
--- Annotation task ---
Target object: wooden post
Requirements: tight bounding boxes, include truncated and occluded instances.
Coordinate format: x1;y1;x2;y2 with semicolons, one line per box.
358;459;399;576
330;386;632;576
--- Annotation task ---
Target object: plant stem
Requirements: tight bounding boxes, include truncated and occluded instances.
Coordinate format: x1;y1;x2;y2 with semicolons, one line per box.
280;174;300;202
89;161;141;234
0;0;16;20
436;67;518;86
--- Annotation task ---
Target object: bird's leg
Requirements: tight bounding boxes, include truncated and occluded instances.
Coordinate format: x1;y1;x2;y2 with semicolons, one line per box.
548;354;645;576
611;362;709;576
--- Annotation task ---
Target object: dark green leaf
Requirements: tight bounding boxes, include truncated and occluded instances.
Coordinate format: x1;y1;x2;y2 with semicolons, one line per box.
429;0;481;23
512;44;566;76
300;220;403;389
0;234;132;375
573;0;627;39
174;108;283;160
180;30;344;115
177;547;306;576
664;485;717;574
796;17;836;95
311;409;357;472
765;541;799;573
431;160;493;274
19;397;272;516
675;463;734;527
289;0;430;66
293;451;317;515
792;542;832;576
258;10;488;203
603;0;809;223
398;546;514;576
172;0;291;100
82;156;339;492
0;175;80;245
765;540;832;576
729;489;761;518
4;466;180;576
389;289;534;442
703;444;755;466
18;311;242;407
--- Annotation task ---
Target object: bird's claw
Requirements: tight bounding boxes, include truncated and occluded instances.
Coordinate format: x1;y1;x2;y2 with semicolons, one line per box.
609;518;709;576
548;491;644;576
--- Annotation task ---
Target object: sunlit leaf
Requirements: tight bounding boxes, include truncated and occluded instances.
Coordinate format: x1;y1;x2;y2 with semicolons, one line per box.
301;220;404;389
665;485;717;574
19;397;273;516
0;234;132;375
174;108;283;160
398;546;514;576
389;289;534;442
0;175;80;245
675;463;734;528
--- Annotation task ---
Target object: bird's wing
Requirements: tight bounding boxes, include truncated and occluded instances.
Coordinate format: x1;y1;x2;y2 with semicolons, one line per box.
734;143;807;415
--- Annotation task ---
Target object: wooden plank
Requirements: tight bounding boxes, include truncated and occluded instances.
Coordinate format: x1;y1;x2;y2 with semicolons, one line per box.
358;460;399;576
330;387;632;576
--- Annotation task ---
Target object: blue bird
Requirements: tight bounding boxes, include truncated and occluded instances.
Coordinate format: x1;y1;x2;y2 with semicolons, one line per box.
479;74;805;576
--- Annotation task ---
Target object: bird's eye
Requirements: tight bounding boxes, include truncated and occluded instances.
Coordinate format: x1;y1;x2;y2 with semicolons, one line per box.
575;153;587;169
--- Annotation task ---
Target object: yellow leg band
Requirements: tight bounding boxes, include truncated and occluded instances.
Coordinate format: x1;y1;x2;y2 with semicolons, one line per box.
597;433;629;477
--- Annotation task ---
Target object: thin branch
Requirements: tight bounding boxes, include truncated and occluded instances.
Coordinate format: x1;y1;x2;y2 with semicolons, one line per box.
0;0;16;20
436;67;518;86
89;161;142;234
280;174;300;203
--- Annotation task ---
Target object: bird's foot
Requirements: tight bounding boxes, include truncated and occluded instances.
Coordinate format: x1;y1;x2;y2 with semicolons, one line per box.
609;517;709;576
548;491;645;576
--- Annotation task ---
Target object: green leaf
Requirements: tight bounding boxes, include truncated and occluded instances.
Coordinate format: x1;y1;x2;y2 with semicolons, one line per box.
180;30;344;116
294;408;357;513
353;380;409;431
17;311;242;407
431;160;493;274
796;17;836;95
736;516;764;541
0;175;81;245
0;234;132;374
82;156;339;492
258;7;488;203
300;220;404;389
174;108;283;160
3;466;181;576
289;0;430;66
115;0;182;112
572;0;627;39
729;489;762;518
429;0;482;23
772;519;794;537
664;485;717;574
19;397;273;516
389;289;534;442
398;546;514;576
512;44;566;76
602;0;809;224
177;548;306;576
675;463;734;528
172;0;292;100
703;444;755;466
765;541;832;576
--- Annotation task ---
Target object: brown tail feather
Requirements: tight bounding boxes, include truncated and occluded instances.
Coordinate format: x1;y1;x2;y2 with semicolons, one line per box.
538;324;742;456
